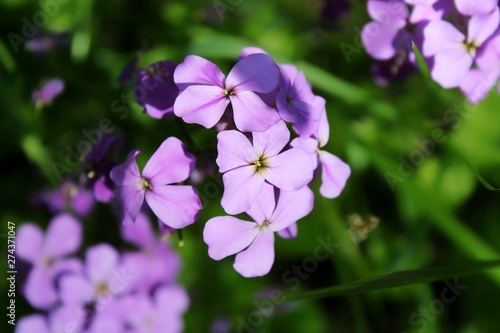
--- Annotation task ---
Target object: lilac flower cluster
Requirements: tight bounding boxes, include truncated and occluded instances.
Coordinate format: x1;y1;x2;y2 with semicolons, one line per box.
119;47;350;277
16;213;188;333
362;0;500;103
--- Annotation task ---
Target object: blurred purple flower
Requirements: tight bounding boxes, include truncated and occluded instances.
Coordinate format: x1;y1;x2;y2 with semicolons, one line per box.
25;31;70;53
32;79;64;107
15;305;84;333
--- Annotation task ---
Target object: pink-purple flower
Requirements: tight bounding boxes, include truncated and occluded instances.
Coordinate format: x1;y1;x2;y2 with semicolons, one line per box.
110;137;201;228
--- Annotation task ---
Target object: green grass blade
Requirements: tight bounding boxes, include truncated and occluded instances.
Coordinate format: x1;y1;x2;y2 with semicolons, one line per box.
286;259;500;302
412;41;431;79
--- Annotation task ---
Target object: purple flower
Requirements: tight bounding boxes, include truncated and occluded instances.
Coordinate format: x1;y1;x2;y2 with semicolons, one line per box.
17;214;82;309
110;137;201;228
454;0;497;16
25;31;70;53
15;306;84;333
134;61;179;119
216;121;314;214
276;64;321;138
173;54;281;132
423;7;500;88
32;79;64;107
33;179;95;216
121;213;181;291
291;103;351;198
204;183;314;277
121;285;189;333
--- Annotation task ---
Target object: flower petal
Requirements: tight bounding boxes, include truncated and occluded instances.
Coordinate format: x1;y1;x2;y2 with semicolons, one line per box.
59;274;94;305
290;137;320;169
233;231;275;278
252;120;290;157
204;216;259;260
44;213;82;259
226;53;280;93
113;184;145;225
315;98;329;146
17;223;43;263
430;49;472;88
120;212;154;248
269;186;314;231
216;130;258;173
455;0;496;16
367;0;409;23
24;266;58;309
143;137;195;186
468;7;500;46
221;166;266;214
319;151;351;198
245;182;277;224
231;90;281;132
264;148;314;191
16;315;50;333
277;223;298;239
459;69;499;104
86;244;119;284
145;185;201;229
422;20;465;56
173;85;229;128
110;150;142;186
174;55;225;90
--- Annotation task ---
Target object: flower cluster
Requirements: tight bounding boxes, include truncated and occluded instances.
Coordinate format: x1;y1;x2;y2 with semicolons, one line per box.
362;0;500;103
16;213;188;333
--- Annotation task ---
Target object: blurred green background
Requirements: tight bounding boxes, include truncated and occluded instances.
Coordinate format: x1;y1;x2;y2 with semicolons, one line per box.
1;0;500;332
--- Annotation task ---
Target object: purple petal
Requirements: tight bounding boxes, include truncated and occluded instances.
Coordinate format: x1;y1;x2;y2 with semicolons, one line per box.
362;22;407;60
50;305;85;333
17;223;43;263
204;216;259;260
16;315;49;333
121;212;154;248
467;7;500;46
455;0;497;15
277;223;298;239
269;186;314;231
32;79;64;104
145;185;201;229
459;69;499;104
174;55;225;90
367;0;409;22
245;182;277;224
110;150;142;186
93;175;114;203
238;46;268;59
44;213;81;259
143;137;195;186
430;49;473;88
252;121;290;157
476;34;500;69
114;184;145;225
315;98;329;146
86;244;119;284
233;231;274;277
24;266;58;309
156;285;190;315
173;85;229;128
290;137;320;169
319;151;351;198
221;166;266;215
422;20;464;56
59;274;94;304
231;90;281;132
216;130;258;173
264;148;314;191
70;188;95;216
226;53;280;93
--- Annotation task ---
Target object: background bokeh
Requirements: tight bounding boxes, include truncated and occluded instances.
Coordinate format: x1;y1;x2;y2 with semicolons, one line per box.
1;0;500;332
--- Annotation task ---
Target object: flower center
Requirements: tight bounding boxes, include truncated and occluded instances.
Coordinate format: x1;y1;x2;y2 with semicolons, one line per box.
224;88;234;98
253;157;267;173
96;281;109;296
463;40;477;56
257;221;270;230
141;178;153;190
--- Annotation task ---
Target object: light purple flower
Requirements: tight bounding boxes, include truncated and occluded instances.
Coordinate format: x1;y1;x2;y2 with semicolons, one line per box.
33;179;95;216
15;306;84;333
276;64;321;138
17;214;82;309
121;285;189;333
291;103;351;198
204;183;314;277
110;137;201;228
454;0;497;16
173;54;281;132
216;121;314;214
423;7;500;88
134;61;179;119
32;79;64;106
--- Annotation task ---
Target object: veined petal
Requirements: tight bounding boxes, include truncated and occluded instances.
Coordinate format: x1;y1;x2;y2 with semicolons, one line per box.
86;244;119;285
173;85;229;129
422;20;465;56
430;49;473;88
145;185;201;229
231;90;281;132
252;121;290;157
221;166;265;215
204;216;260;260
110;150;142;186
44;213;81;259
264;148;314;191
174;55;225;90
216;130;258;173
269;186;314;231
233;231;275;278
17;223;43;263
319;151;351;198
245;182;277;224
143;137;195;186
227;53;280;93
468;7;500;46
